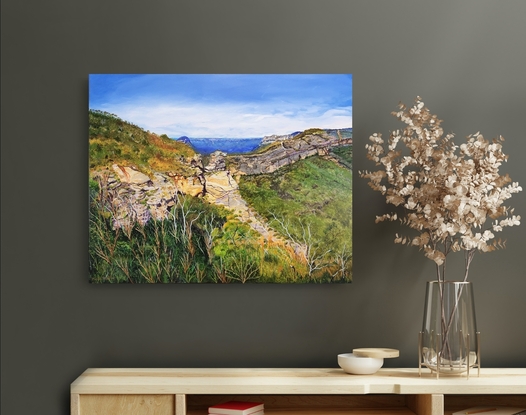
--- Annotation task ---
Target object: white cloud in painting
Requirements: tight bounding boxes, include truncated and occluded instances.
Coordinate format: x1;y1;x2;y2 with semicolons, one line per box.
90;74;352;138
107;102;352;138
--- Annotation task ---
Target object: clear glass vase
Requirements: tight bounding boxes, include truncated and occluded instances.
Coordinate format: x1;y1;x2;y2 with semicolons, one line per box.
419;281;480;377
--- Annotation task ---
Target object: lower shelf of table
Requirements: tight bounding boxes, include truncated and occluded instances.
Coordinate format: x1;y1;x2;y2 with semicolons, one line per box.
186;394;428;415
186;394;526;415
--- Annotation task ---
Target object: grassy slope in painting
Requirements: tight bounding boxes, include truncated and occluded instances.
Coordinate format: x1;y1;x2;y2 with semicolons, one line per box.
89;113;352;283
238;157;352;281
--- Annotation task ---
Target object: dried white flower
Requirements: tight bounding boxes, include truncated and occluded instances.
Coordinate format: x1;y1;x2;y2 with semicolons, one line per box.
360;97;522;282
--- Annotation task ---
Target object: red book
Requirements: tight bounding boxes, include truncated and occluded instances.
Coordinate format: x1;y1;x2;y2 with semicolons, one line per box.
208;401;264;415
210;411;263;415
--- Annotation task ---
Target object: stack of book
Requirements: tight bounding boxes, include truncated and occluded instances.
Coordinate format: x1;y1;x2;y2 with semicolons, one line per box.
209;401;264;415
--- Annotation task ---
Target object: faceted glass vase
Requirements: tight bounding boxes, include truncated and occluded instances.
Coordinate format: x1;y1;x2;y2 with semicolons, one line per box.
420;281;480;376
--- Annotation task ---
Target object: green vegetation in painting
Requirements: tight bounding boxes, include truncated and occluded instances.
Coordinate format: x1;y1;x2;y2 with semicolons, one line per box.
238;157;352;282
89;110;196;175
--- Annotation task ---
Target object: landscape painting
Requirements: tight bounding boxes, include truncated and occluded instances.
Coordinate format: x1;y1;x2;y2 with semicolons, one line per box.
89;74;353;283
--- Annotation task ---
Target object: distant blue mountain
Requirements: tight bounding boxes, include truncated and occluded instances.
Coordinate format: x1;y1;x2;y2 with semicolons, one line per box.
174;128;351;155
174;137;262;155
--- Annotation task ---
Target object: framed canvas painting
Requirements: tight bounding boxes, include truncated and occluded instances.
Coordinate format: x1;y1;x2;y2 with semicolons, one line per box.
89;74;352;283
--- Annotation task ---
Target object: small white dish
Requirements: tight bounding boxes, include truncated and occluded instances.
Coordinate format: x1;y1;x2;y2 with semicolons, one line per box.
337;353;384;375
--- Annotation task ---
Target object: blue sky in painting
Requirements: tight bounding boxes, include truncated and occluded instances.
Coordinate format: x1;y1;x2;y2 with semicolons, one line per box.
89;74;352;138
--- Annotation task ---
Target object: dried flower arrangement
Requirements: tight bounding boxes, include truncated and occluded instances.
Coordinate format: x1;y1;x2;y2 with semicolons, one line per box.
361;97;522;283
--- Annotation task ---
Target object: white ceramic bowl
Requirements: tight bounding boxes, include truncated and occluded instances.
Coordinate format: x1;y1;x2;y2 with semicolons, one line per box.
337;353;384;375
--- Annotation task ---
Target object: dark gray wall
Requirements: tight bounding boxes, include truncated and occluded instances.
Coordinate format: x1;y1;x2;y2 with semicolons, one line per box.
2;1;525;414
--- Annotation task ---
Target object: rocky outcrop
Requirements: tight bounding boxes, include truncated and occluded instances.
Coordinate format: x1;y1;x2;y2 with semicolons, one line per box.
229;131;352;175
96;152;233;230
171;175;205;197
112;164;151;185
205;151;227;172
205;171;239;207
93;168;179;230
260;132;298;145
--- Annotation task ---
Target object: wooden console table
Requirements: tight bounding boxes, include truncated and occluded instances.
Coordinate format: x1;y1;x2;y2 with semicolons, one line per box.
70;368;526;415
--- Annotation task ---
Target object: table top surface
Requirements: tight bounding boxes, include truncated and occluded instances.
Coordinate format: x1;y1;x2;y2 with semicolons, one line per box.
71;368;526;395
